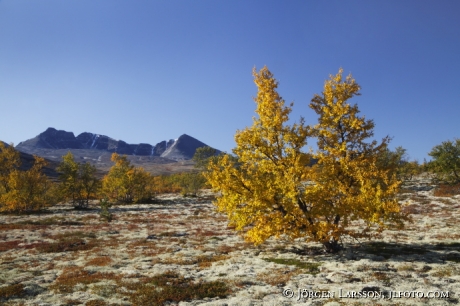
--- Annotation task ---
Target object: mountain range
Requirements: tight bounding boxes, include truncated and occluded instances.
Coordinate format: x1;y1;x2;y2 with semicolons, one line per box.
12;128;220;176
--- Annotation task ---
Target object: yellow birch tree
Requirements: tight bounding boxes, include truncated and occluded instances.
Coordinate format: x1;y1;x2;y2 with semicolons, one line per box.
102;153;154;203
307;69;405;252
1;156;52;212
205;67;407;253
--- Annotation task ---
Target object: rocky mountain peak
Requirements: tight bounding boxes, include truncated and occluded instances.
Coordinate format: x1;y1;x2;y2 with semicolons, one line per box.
17;127;83;150
15;128;219;161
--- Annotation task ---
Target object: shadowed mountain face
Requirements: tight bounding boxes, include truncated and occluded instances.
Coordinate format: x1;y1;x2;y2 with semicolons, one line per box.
16;128;220;162
17;128;84;150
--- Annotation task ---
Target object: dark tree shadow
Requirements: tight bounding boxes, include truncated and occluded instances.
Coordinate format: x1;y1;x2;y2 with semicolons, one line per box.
282;241;460;264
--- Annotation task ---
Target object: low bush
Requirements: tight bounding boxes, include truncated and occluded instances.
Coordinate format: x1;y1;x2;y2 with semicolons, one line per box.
0;283;25;300
36;237;97;253
50;267;119;294
434;183;460;197
129;271;230;305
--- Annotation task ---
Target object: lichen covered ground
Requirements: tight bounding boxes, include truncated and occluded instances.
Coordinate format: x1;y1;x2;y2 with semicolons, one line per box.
1;176;459;305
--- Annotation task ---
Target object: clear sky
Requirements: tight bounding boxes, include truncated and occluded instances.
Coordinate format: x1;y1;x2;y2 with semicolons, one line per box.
1;1;459;161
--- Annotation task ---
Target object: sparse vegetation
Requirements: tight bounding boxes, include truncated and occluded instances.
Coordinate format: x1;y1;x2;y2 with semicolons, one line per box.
0;188;459;305
128;271;231;306
0;283;26;300
50;267;119;293
262;257;321;274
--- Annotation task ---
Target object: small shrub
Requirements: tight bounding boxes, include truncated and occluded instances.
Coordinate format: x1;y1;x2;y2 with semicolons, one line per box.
85;300;108;306
434;183;460;197
86;256;112;266
129;271;231;305
0;283;25;300
36;237;97;253
50;267;119;293
91;284;117;298
173;172;207;197
99;198;112;222
0;240;22;252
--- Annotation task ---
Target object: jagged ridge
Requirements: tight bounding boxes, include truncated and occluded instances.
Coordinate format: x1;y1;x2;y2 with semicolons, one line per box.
16;127;219;160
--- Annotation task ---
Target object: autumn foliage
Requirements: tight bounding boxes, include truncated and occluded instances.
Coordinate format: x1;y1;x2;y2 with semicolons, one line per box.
102;153;155;203
58;151;100;209
0;142;55;212
205;67;408;252
428;138;460;184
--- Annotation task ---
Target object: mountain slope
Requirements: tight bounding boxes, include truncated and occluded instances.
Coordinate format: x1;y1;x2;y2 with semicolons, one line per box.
160;134;214;160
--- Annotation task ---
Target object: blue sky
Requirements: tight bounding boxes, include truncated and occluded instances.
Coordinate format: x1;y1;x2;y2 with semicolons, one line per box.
1;1;459;161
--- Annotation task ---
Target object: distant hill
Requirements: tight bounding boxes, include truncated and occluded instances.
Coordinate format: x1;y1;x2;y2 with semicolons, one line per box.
14;128;221;176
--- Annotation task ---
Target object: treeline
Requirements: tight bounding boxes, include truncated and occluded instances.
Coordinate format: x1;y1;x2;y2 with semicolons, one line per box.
0;142;209;213
380;140;460;186
1;136;459;214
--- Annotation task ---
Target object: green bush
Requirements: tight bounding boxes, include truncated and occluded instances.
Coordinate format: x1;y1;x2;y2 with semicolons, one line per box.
428;139;460;184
